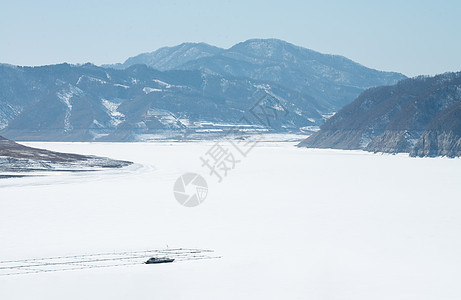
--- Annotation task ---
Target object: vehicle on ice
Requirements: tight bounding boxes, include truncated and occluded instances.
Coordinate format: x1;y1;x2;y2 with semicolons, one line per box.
145;257;175;264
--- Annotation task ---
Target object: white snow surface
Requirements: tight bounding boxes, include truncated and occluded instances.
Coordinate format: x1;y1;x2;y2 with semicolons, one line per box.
152;79;173;88
113;83;129;89
1;141;461;299
76;75;107;85
143;87;162;94
57;85;83;132
101;99;125;127
145;108;182;128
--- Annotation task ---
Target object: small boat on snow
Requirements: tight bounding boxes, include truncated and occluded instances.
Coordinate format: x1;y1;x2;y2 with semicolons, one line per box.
145;257;175;264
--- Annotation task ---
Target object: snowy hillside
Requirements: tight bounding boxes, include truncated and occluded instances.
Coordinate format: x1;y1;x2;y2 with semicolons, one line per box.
0;39;406;142
299;72;461;157
111;39;406;110
0;64;325;141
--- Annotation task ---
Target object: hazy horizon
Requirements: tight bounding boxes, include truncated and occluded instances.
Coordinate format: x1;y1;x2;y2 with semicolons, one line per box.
1;0;461;77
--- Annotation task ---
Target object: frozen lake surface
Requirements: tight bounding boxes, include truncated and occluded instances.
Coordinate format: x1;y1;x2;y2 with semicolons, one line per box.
1;141;461;299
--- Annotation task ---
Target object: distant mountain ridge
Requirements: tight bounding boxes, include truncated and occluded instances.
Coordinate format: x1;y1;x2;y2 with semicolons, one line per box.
0;39;406;142
0;63;325;141
298;72;461;157
107;39;406;110
107;43;223;71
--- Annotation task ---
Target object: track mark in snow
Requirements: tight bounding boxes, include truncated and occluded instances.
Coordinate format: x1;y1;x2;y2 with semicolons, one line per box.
0;248;220;276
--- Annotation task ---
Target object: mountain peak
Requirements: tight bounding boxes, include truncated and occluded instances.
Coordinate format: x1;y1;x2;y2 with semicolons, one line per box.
227;38;298;57
0;39;407;142
235;38;291;47
118;42;223;71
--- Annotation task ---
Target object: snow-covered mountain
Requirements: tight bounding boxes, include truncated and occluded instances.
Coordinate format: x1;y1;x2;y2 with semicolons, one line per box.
298;72;461;157
0;63;324;141
106;43;223;71
0;39;406;142
111;39;406;110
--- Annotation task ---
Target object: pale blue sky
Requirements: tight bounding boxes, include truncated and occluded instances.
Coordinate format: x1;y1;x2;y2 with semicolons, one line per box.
1;0;460;77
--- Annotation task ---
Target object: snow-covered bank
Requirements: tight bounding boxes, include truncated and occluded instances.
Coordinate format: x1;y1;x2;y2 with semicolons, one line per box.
1;142;461;299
